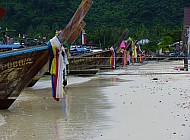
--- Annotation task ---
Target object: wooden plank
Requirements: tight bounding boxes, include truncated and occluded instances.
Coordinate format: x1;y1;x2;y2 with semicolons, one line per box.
67;20;86;45
59;0;93;43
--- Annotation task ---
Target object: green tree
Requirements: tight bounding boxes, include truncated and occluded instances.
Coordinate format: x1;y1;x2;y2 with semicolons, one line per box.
157;36;173;51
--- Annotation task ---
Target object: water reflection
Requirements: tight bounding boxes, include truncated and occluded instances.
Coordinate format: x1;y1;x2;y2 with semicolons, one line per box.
0;77;115;140
0;114;6;126
57;79;114;140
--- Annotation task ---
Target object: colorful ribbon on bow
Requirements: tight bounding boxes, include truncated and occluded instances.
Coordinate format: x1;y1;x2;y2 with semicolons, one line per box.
48;36;67;101
110;47;116;70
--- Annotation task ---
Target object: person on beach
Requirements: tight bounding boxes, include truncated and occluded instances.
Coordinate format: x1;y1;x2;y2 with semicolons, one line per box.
119;40;127;67
2;32;9;44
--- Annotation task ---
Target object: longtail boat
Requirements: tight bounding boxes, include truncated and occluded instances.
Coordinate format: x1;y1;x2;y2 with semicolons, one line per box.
28;28;129;86
68;29;129;70
27;20;87;87
0;0;93;109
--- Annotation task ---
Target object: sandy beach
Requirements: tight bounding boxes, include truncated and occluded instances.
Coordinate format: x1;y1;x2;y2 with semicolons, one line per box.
0;60;190;140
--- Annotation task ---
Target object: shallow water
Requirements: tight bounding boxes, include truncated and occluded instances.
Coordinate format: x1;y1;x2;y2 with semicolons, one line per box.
0;76;118;140
0;61;190;140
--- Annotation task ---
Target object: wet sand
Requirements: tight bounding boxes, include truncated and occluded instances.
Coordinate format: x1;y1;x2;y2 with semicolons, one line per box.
0;60;190;140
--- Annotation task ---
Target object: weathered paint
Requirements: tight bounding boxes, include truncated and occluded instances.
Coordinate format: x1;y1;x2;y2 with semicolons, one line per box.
0;46;49;109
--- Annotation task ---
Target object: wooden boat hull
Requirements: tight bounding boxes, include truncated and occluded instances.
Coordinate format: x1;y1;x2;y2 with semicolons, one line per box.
69;69;99;76
0;0;93;109
27;61;49;87
28;28;129;87
69;50;112;70
0;99;15;110
0;46;49;109
26;0;94;88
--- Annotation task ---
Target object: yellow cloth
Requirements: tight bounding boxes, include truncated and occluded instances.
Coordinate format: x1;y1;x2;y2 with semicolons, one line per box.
132;41;137;58
50;40;57;75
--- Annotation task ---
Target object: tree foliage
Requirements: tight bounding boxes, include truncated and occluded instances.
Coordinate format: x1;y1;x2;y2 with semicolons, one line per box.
157;36;173;51
0;0;189;49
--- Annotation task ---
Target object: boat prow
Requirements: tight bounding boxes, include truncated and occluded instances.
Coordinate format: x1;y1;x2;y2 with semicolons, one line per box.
0;46;49;109
0;0;93;109
0;99;16;109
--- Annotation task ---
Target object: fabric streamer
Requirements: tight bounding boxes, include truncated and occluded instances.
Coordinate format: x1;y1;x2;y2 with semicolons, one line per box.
123;51;127;67
120;40;126;49
63;40;71;74
62;46;69;86
48;36;68;101
110;47;116;70
64;40;71;57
